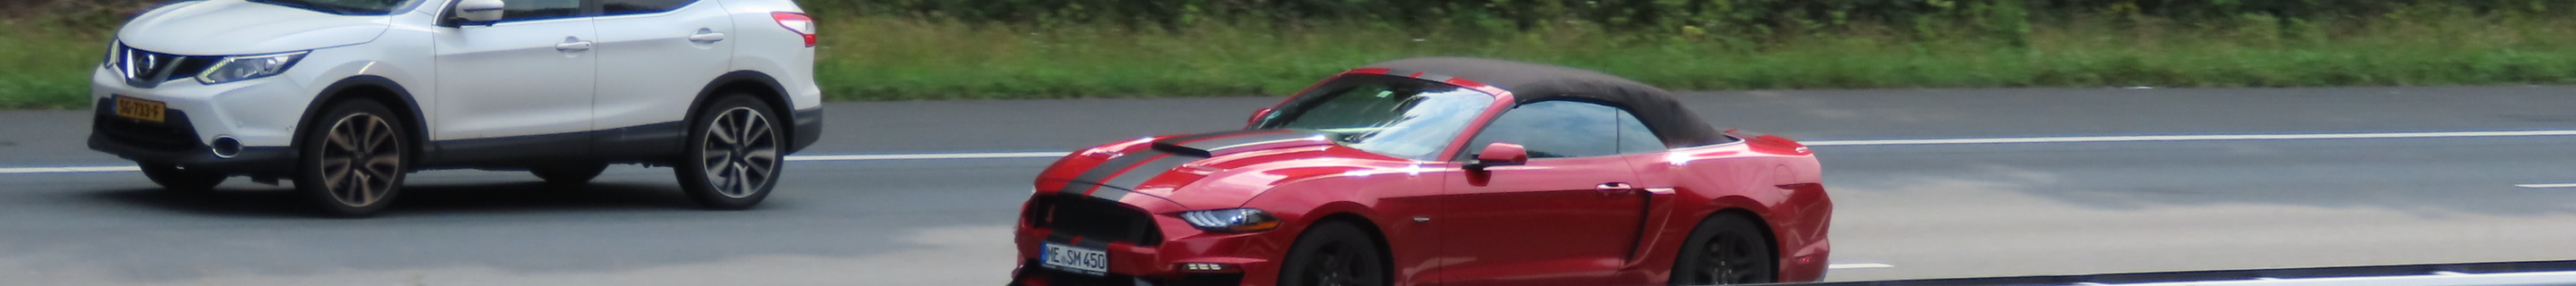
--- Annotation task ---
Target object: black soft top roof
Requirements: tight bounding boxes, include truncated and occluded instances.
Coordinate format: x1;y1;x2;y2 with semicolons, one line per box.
1361;57;1731;147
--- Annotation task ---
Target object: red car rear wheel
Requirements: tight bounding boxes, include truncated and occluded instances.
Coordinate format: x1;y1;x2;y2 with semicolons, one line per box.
1672;214;1776;285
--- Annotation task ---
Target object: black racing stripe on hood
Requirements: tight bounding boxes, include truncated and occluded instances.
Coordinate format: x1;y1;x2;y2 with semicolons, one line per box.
1055;130;1316;200
1097;155;1199;194
1048;183;1132;204
1057;148;1170;196
1155;130;1325;156
1086;184;1131;201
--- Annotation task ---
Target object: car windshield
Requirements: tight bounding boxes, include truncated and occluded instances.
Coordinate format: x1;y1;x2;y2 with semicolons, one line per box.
249;0;422;15
1260;77;1495;161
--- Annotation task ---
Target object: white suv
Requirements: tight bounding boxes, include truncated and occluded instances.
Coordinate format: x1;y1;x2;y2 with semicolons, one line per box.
89;0;824;216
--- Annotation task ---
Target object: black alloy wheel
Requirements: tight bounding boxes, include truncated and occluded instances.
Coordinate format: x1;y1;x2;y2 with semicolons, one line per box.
1670;214;1777;285
675;95;781;210
139;163;225;192
1278;223;1388;286
294;100;410;217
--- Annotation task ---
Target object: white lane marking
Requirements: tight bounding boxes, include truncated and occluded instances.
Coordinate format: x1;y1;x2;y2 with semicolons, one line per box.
0;152;1077;175
1828;263;1895;269
2516;183;2576;189
783;151;1070;162
1802;130;2576;147
0;166;140;174
13;130;2576;175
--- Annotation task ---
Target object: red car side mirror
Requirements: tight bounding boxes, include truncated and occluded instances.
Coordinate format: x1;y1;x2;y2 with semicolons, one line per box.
1469;142;1528;170
1247;108;1275;128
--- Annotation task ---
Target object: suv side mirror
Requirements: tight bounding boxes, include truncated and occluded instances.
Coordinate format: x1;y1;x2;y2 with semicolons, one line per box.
1468;142;1527;170
1246;108;1274;127
453;0;505;24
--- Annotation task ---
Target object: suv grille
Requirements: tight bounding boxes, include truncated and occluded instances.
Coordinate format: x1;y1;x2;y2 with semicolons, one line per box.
111;45;218;88
92;98;202;151
1026;194;1162;247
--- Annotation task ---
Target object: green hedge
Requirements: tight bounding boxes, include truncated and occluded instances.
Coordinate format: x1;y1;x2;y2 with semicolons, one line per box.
823;0;2559;23
20;1;2566;34
814;0;2557;30
1;0;2570;108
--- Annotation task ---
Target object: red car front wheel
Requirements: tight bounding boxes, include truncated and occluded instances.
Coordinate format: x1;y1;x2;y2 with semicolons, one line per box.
1278;222;1386;286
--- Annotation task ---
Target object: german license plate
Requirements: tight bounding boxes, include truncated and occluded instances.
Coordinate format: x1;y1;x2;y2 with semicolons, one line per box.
1039;242;1109;276
114;96;166;123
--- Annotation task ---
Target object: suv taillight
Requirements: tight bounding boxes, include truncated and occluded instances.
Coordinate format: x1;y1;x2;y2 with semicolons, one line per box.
771;12;815;47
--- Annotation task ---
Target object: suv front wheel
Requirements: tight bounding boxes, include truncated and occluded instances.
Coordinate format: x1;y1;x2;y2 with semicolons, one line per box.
676;95;782;210
294;100;411;217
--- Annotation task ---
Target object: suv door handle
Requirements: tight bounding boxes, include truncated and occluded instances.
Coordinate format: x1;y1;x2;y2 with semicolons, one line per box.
689;29;727;43
555;37;593;52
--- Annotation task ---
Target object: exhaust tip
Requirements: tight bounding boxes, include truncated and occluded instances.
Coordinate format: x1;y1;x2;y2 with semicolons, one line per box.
210;136;242;158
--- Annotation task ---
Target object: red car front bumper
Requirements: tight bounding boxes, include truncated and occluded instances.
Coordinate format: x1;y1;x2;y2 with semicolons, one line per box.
1011;194;1298;286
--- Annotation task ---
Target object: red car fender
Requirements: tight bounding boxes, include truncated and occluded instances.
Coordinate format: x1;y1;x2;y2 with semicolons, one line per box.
1235;198;1383;272
1237;174;1445;286
1237;181;1397;240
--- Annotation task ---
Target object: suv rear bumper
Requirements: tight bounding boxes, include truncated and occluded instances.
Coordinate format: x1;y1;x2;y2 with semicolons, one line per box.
788;107;821;153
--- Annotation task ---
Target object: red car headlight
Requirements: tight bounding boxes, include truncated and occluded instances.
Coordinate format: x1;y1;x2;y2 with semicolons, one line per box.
1179;208;1280;232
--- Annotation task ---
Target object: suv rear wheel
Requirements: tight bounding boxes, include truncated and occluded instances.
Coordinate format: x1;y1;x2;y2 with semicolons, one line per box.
294;100;411;217
675;95;782;210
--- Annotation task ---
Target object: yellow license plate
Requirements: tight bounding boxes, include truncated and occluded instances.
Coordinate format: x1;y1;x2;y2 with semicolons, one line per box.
114;97;166;123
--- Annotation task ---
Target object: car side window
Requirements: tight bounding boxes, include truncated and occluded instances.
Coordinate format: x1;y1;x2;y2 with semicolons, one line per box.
1614;110;1665;154
1462;100;1621;160
501;0;585;21
601;0;698;15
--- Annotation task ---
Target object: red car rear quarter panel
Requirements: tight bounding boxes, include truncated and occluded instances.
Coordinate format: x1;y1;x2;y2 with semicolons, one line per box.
1620;142;1833;284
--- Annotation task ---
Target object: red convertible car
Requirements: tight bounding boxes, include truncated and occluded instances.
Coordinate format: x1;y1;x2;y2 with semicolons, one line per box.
1012;57;1833;286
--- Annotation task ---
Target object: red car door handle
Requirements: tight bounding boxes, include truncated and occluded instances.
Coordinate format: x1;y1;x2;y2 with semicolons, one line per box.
1597;182;1637;196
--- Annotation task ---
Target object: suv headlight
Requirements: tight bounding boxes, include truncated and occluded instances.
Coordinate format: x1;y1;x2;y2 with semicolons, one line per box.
1179;208;1281;232
196;51;308;84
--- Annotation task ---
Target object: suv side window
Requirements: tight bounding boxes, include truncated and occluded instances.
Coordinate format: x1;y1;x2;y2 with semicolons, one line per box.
1614;110;1665;154
502;0;586;21
601;0;699;15
1462;100;1621;160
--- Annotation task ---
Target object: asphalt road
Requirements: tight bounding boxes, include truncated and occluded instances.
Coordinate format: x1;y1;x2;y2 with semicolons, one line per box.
0;86;2572;285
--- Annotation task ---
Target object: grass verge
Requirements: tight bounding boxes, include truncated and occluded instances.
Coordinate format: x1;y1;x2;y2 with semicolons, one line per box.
4;12;2572;109
0;18;107;109
818;13;2576;101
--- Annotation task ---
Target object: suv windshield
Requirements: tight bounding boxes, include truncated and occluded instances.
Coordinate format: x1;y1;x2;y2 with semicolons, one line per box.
250;0;423;15
1258;75;1496;161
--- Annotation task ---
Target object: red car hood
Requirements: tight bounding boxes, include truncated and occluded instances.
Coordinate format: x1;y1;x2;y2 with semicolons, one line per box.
1036;130;1388;210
